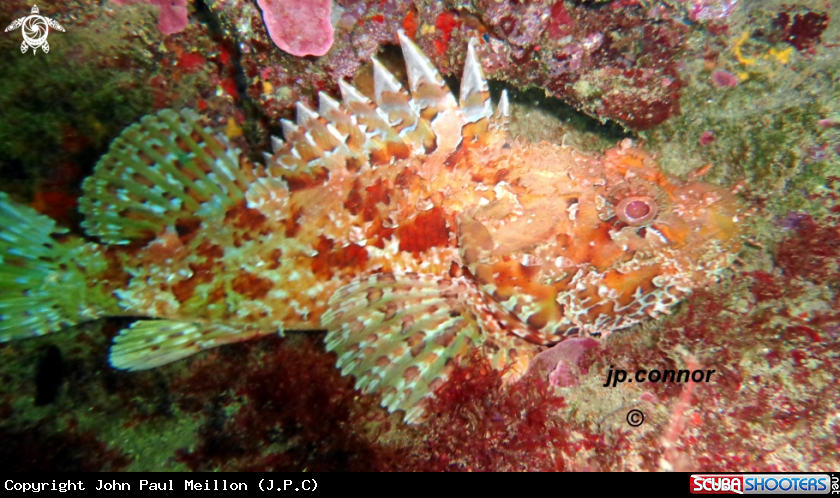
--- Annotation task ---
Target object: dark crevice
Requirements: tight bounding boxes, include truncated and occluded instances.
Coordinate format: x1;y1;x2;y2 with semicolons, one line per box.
34;345;65;406
192;0;262;155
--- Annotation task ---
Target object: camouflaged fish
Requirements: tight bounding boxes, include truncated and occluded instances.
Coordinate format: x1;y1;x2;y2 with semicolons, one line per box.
0;31;742;423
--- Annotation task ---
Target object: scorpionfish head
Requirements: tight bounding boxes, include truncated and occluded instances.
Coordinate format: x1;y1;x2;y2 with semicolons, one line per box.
457;139;742;341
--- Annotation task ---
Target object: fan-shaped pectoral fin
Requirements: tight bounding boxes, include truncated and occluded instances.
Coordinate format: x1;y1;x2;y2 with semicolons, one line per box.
322;272;484;424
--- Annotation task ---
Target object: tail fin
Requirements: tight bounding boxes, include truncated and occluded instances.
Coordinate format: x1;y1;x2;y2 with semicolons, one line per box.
0;192;116;342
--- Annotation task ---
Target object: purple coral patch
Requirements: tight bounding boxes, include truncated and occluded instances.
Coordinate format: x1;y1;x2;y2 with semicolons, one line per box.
526;337;600;387
712;70;738;87
256;0;334;57
689;0;739;22
773;9;829;52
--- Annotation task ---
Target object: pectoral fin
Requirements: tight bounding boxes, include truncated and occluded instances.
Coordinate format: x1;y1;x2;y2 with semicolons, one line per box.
322;271;541;423
322;273;485;423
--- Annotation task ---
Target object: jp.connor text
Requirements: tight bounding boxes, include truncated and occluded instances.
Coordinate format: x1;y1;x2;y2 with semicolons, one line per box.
604;366;716;387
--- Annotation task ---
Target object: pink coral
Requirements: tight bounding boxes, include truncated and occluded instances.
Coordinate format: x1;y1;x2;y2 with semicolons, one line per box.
256;0;334;57
112;0;189;36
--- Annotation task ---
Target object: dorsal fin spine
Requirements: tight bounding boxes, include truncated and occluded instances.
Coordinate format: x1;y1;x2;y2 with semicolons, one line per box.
270;136;284;153
295;102;320;126
318;92;341;114
459;38;492;124
263;151;276;167
280;119;300;142
371;57;404;104
397;30;450;99
273;34;505;180
493;90;510;131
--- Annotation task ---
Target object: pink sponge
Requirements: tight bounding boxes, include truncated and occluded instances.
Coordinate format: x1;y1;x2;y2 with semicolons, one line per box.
112;0;189;35
525;337;600;387
256;0;334;57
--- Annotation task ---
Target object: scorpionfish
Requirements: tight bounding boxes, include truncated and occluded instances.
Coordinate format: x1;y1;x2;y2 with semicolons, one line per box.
0;32;742;423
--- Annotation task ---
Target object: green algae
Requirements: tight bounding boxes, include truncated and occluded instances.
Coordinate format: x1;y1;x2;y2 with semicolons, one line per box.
0;15;156;196
642;3;840;221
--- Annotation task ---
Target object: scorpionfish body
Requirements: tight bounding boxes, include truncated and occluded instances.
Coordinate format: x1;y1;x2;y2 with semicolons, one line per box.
0;32;741;423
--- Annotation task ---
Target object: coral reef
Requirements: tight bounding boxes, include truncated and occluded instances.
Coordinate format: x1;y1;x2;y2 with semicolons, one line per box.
398;355;567;471
201;0;689;133
0;0;838;472
172;335;395;471
172;339;567;471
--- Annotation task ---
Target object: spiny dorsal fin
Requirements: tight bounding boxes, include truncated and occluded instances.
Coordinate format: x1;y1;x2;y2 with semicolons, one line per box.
372;57;436;153
339;79;412;165
397;30;464;155
318;92;366;155
296;102;342;154
396;30;458;121
268;118;337;187
281;118;323;163
263;34;510;188
80;109;253;245
317;92;369;172
295;102;354;172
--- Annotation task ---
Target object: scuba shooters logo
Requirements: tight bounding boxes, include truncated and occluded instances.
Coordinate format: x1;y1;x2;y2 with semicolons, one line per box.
691;474;832;494
4;5;65;54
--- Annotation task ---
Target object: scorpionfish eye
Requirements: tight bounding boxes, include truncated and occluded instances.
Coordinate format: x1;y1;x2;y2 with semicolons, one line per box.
615;196;658;226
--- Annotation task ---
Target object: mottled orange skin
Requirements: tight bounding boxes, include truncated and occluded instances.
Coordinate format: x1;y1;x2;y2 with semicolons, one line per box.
115;127;741;358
